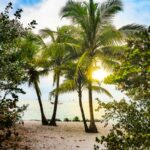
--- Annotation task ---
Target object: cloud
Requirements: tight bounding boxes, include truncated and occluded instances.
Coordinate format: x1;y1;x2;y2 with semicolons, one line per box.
17;0;150;33
2;0;149;32
113;0;150;28
20;0;70;33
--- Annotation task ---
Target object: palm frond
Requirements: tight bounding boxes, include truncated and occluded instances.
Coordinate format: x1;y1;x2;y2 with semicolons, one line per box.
100;0;123;24
51;80;76;96
38;68;49;77
96;25;123;46
40;28;56;42
92;85;113;98
61;0;89;32
100;45;127;60
75;51;91;80
119;24;146;36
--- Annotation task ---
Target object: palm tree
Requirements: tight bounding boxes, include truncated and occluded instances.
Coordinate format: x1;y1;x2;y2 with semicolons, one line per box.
18;33;49;125
51;62;89;131
61;0;123;132
40;26;79;126
51;62;112;132
28;66;49;125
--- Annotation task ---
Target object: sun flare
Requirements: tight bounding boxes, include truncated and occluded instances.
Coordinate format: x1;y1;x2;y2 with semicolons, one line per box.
92;69;109;82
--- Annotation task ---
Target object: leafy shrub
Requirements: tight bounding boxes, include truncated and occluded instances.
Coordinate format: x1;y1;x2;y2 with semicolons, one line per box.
95;28;150;149
0;3;35;147
64;118;71;122
95;99;150;150
72;116;80;122
0;93;27;146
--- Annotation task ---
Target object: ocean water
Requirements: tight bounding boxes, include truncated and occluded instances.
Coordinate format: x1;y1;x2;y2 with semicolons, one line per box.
18;99;104;121
18;81;126;121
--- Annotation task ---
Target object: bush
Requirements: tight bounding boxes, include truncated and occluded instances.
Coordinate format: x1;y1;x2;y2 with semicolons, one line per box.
0;96;27;147
0;3;35;148
94;99;150;150
95;28;150;150
72;116;80;122
64;118;71;122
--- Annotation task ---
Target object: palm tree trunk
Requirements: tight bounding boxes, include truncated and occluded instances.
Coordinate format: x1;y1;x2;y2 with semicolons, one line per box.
50;73;60;126
34;81;48;125
78;80;89;132
88;82;98;133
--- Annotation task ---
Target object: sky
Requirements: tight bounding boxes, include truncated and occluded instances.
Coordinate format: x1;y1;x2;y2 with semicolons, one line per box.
0;0;150;119
1;0;150;32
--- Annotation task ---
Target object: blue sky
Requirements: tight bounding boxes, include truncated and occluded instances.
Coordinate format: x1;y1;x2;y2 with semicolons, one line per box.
19;0;41;5
1;0;150;30
0;0;150;102
114;0;150;27
14;0;42;8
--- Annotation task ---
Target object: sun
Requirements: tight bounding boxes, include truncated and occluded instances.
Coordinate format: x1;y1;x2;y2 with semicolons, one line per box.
92;68;108;82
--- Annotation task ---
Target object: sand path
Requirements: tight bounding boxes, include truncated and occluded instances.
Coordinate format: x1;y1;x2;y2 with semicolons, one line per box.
17;121;110;150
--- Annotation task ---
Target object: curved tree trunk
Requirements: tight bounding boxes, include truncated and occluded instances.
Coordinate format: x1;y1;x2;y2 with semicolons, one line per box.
34;81;48;125
78;80;89;132
88;82;98;133
50;73;60;126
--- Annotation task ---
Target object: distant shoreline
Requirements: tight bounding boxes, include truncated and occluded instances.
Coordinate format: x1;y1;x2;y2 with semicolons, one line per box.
20;119;102;122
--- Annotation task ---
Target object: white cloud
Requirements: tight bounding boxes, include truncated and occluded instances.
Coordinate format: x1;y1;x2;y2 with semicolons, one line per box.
17;0;116;33
20;0;70;33
1;0;148;33
19;0;150;34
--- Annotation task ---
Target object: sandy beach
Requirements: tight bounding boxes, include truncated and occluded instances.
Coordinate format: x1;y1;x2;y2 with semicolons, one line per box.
14;121;111;150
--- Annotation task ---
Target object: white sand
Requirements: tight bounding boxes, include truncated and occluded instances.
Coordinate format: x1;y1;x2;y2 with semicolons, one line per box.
17;121;111;150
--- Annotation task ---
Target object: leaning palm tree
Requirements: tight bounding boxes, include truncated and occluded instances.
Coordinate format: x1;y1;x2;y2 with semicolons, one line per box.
27;66;49;125
18;33;49;125
40;25;79;126
61;0;124;132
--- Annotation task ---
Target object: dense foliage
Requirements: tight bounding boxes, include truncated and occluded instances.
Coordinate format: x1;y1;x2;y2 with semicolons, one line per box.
0;3;35;147
95;28;150;149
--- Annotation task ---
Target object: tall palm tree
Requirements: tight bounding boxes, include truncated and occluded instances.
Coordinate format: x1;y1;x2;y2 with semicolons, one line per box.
18;33;49;125
40;26;79;126
61;0;123;132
